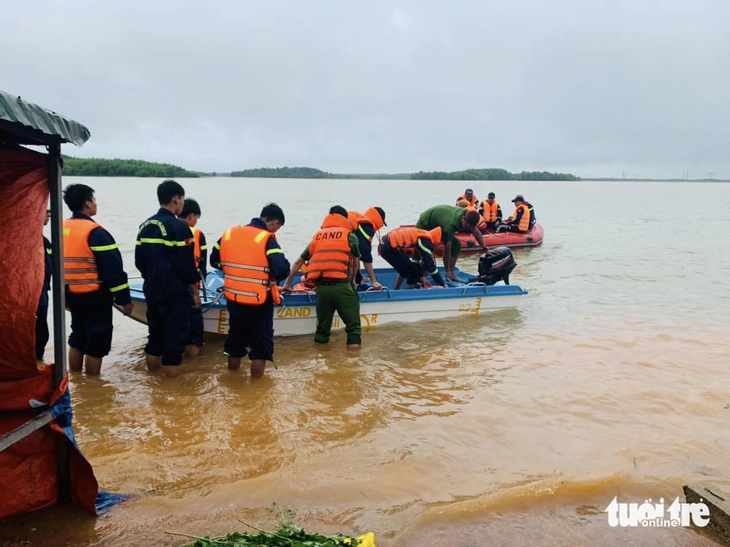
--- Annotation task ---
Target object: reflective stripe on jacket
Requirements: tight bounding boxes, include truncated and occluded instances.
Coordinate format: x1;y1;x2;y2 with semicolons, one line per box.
63;218;102;293
307;214;353;281
219;225;281;306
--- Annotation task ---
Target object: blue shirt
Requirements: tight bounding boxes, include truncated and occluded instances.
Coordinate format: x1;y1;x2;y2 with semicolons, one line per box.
135;208;199;303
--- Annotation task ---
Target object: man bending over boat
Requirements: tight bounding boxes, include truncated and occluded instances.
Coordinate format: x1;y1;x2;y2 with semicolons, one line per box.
283;206;362;348
380;226;446;289
416;205;487;282
348;207;386;290
210;203;290;378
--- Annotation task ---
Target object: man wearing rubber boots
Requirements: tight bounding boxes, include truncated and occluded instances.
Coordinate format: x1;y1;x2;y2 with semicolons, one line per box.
283;206;362;348
210;203;290;378
416;205;487;283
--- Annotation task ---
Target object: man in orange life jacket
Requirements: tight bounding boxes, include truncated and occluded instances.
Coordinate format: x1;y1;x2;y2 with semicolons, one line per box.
135;180;201;378
499;194;531;233
283;205;362;348
380;226;446;289
36;204;53;362
479;192;502;231
180;198;207;357
348;207;386;290
456;188;478;208
62;184;133;375
210;203;290;378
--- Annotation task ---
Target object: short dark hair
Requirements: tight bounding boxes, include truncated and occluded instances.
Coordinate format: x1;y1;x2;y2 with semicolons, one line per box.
157;180;185;205
464;210;480;227
261;202;285;225
329;205;348;218
181;198;201;218
63;183;95;212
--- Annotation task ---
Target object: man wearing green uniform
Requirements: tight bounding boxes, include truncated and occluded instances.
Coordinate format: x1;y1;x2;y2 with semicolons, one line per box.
416;205;487;282
283;206;362;348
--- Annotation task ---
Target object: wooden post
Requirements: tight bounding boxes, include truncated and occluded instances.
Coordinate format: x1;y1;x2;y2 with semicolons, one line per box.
48;143;70;503
684;484;730;543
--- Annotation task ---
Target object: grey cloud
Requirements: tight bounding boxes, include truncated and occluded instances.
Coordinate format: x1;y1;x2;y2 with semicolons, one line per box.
2;0;729;177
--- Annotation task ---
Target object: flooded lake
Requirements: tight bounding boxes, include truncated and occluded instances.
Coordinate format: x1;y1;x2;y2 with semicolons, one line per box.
2;177;729;546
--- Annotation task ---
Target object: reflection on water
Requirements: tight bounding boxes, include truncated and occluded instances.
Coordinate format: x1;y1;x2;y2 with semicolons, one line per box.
3;178;730;546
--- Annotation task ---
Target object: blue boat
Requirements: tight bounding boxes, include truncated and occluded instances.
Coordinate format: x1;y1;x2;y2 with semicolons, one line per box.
123;265;527;337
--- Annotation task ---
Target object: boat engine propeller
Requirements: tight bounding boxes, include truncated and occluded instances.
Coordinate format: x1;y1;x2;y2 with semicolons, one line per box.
476;246;517;286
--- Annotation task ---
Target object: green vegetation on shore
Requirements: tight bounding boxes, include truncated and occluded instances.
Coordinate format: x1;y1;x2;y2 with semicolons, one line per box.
230;166;330;178
230;166;580;180
411;168;580;181
62;158;584;181
62;157;200;178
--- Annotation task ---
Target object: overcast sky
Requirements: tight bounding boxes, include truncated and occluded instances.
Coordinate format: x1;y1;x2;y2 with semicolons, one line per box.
3;0;729;177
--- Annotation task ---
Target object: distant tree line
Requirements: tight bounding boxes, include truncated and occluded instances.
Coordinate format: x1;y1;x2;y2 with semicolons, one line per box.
411;168;580;181
62;157;200;178
230;166;579;181
230;166;331;178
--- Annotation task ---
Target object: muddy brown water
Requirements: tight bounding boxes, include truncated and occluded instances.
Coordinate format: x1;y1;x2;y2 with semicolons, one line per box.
1;178;729;546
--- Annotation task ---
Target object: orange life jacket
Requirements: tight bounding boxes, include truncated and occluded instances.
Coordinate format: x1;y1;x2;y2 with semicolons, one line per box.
219;225;281;306
190;226;203;287
190;226;202;262
348;207;385;241
481;200;500;223
385;226;442;258
307;214;353;282
511;204;531;231
63;218;102;294
457;194;478;208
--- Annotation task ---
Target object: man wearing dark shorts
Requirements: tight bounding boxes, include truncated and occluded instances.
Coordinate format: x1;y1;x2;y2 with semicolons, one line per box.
62;184;133;375
210;204;290;378
135;180;201;378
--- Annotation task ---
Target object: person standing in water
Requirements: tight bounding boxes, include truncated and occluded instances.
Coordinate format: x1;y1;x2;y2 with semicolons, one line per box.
135;180;201;378
283;206;362;348
62;184;133;375
180;198;207;357
210;203;290;378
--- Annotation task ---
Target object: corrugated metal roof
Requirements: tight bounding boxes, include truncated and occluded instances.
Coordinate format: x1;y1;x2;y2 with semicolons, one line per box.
0;90;90;147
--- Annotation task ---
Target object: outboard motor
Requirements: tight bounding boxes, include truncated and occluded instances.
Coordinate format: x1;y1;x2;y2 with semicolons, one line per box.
477;246;517;285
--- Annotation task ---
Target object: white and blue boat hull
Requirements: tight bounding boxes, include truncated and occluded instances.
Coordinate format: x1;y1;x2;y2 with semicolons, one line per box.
122;268;527;337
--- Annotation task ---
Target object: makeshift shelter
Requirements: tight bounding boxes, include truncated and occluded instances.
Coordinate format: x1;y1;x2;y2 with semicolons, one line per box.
0;90;118;518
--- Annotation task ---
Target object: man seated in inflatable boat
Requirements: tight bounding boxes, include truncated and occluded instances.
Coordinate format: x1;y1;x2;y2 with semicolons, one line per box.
499;194;536;234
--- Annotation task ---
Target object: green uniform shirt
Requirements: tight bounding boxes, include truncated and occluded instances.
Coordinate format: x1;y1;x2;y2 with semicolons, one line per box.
300;233;360;261
416;205;465;243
